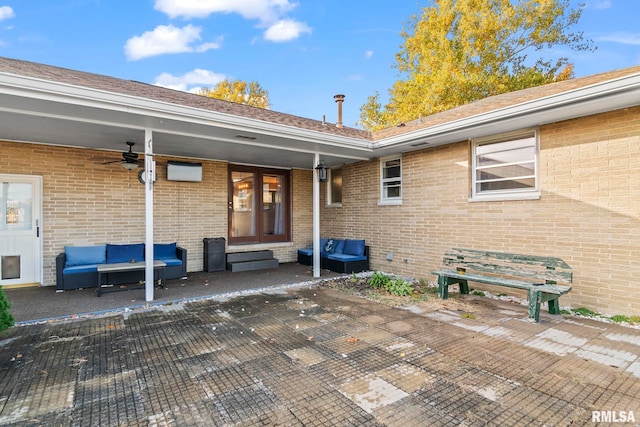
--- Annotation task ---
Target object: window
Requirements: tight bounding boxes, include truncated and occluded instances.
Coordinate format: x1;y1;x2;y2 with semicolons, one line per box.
327;168;342;206
472;130;539;200
228;165;290;244
380;156;402;204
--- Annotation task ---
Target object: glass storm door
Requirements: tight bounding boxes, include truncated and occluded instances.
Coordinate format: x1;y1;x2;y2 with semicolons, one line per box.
0;175;42;286
229;166;290;244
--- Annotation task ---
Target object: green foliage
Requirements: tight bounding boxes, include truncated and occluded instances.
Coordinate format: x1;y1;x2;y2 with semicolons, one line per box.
609;315;630;323
0;287;14;332
461;313;476;319
367;272;414;296
199;79;270;109
472;290;485;297
358;0;595;130
368;271;392;289
630;316;640;324
386;278;414;297
571;307;601;318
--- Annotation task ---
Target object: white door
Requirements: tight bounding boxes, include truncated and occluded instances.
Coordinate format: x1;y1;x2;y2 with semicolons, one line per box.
0;175;42;286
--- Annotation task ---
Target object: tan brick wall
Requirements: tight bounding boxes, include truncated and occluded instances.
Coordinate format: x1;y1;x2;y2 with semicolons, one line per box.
0;141;310;287
321;106;640;316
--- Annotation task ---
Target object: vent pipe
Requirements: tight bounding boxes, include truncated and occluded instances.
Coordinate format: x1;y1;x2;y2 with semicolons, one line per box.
334;94;345;128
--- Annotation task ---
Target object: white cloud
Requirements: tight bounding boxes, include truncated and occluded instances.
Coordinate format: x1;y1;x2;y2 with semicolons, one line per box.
598;32;640;46
364;50;374;59
264;19;311;42
124;24;221;61
154;68;227;92
154;0;296;25
0;5;15;20
154;0;310;42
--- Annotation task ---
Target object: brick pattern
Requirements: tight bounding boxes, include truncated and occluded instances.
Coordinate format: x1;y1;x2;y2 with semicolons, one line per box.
321;107;640;315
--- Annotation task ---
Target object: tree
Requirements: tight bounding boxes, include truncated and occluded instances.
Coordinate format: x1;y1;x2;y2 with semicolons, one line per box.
359;0;594;131
199;79;270;109
0;287;14;333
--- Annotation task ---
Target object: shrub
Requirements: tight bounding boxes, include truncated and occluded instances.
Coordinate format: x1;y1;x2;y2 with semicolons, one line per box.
386;278;414;297
368;271;391;289
0;287;14;332
610;314;630;323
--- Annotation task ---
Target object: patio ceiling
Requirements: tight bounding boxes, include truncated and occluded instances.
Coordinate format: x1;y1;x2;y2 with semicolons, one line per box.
0;76;374;169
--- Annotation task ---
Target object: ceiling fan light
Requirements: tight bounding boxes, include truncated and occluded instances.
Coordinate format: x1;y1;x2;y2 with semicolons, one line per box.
121;161;139;171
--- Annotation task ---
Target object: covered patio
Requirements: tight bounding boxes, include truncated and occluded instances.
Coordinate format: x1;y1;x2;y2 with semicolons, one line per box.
6;262;342;325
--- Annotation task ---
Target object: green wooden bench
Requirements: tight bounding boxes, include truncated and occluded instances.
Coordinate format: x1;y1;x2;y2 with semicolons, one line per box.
432;248;572;322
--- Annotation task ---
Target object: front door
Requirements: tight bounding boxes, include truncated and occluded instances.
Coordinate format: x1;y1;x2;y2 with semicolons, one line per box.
0;175;42;286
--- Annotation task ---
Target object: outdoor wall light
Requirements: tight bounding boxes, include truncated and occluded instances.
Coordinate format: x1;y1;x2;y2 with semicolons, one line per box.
315;161;328;183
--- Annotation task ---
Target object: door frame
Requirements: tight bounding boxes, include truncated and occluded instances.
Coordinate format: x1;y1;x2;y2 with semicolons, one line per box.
0;174;43;287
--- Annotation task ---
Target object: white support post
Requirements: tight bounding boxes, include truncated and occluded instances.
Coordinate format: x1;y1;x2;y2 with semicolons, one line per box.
313;154;321;278
144;129;155;302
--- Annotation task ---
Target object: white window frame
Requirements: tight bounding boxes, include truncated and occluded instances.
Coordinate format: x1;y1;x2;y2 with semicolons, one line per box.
471;129;540;201
326;168;343;207
379;155;402;205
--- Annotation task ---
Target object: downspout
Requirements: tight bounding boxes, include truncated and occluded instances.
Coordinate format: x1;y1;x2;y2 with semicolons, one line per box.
144;129;156;301
313;153;321;278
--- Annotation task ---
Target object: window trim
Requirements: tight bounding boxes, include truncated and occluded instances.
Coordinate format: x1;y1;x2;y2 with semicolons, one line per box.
471;129;540;202
379;155;402;205
326;168;343;207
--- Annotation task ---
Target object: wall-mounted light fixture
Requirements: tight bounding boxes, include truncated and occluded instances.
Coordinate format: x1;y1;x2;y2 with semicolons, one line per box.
315;161;328;183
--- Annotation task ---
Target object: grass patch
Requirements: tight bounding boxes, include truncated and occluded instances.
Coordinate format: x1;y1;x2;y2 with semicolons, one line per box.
610;314;630;323
461;313;476;319
472;290;485;297
571;307;602;318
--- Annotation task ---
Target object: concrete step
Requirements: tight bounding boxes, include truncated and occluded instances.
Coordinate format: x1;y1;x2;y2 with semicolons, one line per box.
226;250;274;263
227;258;279;272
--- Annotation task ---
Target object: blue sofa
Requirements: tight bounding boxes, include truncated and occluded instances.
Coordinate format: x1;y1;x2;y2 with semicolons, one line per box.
297;238;369;273
56;242;187;291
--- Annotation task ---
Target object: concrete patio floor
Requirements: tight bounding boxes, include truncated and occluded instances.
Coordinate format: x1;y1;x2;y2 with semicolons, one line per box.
1;267;639;426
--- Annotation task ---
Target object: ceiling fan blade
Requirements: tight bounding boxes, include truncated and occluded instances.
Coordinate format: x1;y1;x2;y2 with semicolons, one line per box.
101;159;122;165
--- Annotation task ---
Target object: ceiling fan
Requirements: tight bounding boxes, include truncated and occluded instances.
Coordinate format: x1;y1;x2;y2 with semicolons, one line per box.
102;142;143;170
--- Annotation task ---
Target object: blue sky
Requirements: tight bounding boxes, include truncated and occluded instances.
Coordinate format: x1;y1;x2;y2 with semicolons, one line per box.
1;1;639;128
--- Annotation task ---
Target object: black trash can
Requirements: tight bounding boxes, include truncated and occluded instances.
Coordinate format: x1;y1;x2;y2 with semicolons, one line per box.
203;237;226;272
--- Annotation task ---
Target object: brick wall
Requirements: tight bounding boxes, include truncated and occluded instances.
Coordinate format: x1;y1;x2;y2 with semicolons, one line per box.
0;142;310;287
320;106;640;316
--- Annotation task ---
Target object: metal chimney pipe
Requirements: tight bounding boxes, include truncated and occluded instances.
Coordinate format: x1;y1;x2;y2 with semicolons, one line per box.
334;94;345;128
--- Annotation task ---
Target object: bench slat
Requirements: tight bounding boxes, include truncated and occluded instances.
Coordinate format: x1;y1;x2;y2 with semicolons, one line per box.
431;269;571;295
448;248;572;269
443;248;572;284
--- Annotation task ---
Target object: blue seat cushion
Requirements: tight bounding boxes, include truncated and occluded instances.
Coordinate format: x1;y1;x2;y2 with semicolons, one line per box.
333;239;346;254
106;243;144;263
344;239;366;256
297;248;313;257
65;245;106;266
160;258;183;267
326;253;367;262
63;264;99;274
154;242;177;260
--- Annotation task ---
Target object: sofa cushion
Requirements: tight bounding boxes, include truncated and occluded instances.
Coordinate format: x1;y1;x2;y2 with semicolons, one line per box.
344;239;366;256
333;239;346;254
106;243;144;263
63;264;99;274
297;248;313;257
326;253;367;262
154;242;177;260
65;245;106;266
160;258;183;267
